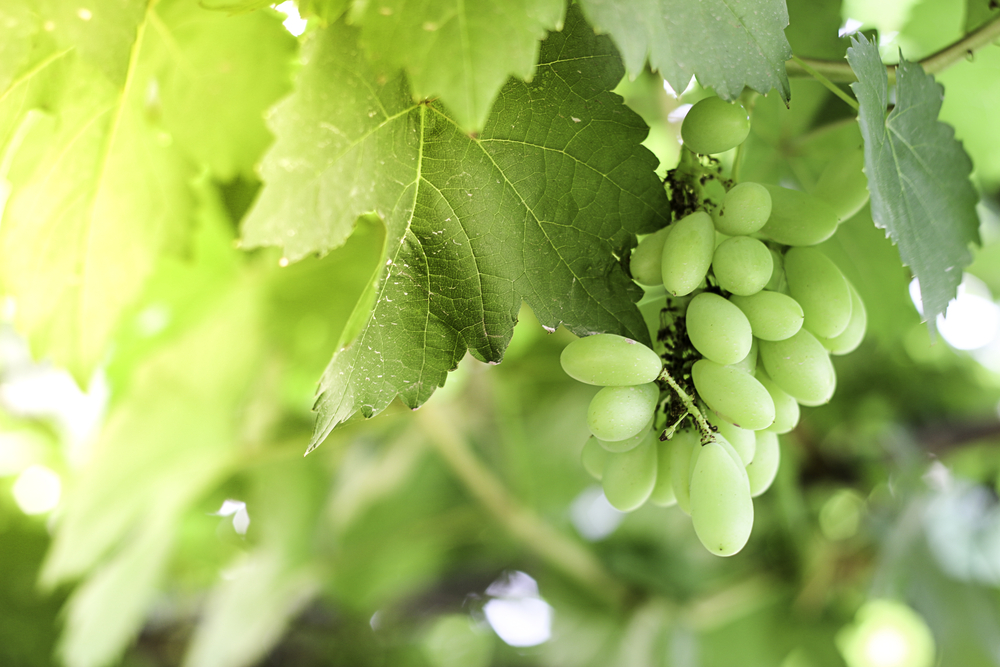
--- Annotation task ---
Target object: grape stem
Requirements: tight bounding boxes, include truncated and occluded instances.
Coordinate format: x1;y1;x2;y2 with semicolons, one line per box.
786;14;1000;84
657;366;712;440
790;56;860;111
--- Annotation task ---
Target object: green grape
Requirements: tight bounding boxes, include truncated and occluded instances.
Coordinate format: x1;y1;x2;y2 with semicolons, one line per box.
707;411;756;465
731;337;758;375
812;146;869;222
680;97;751;155
712;236;773;296
756;369;800;434
581;437;608;480
689;433;749;491
758;329;836;406
596;416;654;453
661;211;715;296
685;292;753;365
728;290;804;341
746;431;780;497
692;359;775;430
819;281;867;355
713;182;771;236
765;248;785;292
649;437;677;507
561;333;663;386
759;184;839;247
631;227;672;286
689;440;754;556
602;432;658;512
784;247;852;339
670;428;700;515
587;383;660;442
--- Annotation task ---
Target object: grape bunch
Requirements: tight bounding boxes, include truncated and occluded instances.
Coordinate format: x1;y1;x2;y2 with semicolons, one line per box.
560;95;870;557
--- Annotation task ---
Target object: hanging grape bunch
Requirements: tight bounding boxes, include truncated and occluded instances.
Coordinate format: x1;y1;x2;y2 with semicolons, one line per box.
561;95;870;557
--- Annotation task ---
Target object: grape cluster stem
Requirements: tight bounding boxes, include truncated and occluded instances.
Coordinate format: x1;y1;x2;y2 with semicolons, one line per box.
657;366;712;442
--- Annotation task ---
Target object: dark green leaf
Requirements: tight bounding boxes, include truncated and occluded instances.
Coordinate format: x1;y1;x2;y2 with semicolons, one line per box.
578;0;792;102
241;6;668;450
351;0;565;132
848;34;980;323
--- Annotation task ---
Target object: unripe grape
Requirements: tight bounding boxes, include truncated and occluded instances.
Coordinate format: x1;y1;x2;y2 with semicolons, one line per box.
689;440;754;556
731;337;758;375
561;334;662;386
707;411;756;465
765;248;785;292
692;359;775;430
819;281;867;355
756;369;800;434
588;383;660;442
784;247;852;339
713;182;772;236
712;236;773;296
746;431;780;497
759;184;839;246
661;211;715;296
631;227;672;286
688;432;748;489
758;329;836;406
596;416;654;453
685;292;753;365
581;437;608;480
670;428;700;515
680;97;751;155
602;432;658;511
649;437;677;507
728;290;804;341
812;146;869;222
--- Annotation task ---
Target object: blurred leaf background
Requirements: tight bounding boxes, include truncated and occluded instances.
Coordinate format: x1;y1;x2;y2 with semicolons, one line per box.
3;0;1000;666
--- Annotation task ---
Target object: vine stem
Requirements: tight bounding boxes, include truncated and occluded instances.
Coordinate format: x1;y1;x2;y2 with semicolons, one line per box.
657;367;712;439
414;403;630;609
790;56;860;111
786;14;1000;84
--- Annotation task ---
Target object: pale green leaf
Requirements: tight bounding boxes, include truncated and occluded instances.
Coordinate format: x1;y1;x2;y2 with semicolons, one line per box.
848;34;980;322
351;0;565;131
241;5;669;450
578;0;792;101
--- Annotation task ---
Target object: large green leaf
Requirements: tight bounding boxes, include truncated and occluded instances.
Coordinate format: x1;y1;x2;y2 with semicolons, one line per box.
241;5;669;451
351;0;565;132
847;34;980;323
578;0;792;102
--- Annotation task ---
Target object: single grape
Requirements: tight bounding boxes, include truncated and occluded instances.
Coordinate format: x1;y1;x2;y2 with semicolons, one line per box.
731;337;758;375
759;184;839;246
670;428;700;515
587;383;660;442
581;436;608;480
596;416;654;453
812;146;869;222
707;411;756;465
692;359;775;430
649;437;677;507
746;431;780;497
680;97;751;155
819;281;867;355
685;292;753;365
602;432;658;512
712;236;773;296
758;329;836;406
560;333;662;386
728;290;804;341
661;211;716;296
689;433;749;491
784;247;852;339
713;182;771;236
756;369;800;434
631;227;672;286
689;440;754;556
765;248;785;292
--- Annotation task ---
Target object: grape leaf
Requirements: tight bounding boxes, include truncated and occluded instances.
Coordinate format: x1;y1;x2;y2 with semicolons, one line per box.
351;0;565;132
847;34;980;323
577;0;792;102
240;5;669;451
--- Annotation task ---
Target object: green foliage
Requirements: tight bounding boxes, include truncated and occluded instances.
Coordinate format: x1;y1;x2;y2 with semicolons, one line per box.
849;34;981;324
